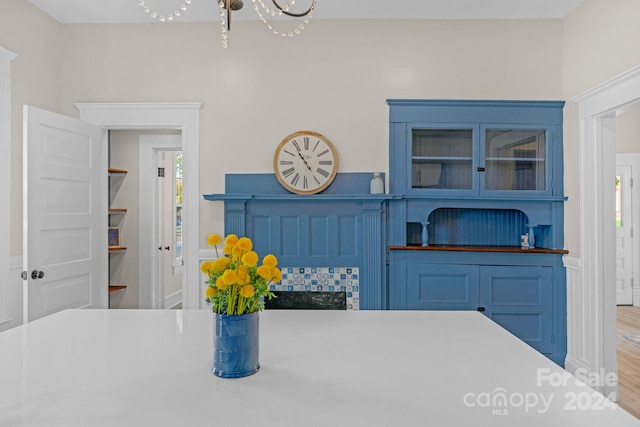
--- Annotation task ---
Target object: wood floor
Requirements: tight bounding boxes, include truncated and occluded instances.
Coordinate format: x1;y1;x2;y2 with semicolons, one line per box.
617;306;640;419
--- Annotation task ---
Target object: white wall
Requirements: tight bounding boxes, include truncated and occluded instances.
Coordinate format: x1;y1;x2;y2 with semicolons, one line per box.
563;0;640;257
50;19;564;246
0;0;62;257
616;108;640;153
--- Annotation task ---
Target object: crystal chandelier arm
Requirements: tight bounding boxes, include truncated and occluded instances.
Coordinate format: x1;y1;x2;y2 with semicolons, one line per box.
271;0;314;17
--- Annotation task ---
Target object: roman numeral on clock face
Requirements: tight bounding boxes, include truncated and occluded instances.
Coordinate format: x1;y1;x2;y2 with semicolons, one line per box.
281;167;295;178
316;168;330;178
290;172;301;186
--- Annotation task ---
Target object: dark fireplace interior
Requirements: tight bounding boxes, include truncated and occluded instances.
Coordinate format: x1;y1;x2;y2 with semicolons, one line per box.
265;291;347;310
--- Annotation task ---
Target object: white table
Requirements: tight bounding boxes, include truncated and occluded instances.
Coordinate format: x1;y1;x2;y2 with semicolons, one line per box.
0;309;638;426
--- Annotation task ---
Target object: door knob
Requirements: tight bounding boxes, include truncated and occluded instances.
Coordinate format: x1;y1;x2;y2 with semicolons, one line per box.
31;270;45;280
165;246;170;251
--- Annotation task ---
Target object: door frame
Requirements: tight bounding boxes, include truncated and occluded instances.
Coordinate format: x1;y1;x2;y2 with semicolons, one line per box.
139;135;182;309
76;103;201;309
616;153;640;306
574;64;640;398
0;47;17;327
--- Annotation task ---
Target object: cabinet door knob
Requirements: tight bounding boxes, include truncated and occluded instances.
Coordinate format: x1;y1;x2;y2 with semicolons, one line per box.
477;307;485;312
477;167;486;172
31;270;45;280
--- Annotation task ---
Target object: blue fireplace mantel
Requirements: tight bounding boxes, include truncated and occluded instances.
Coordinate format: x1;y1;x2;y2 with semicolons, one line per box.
203;173;391;310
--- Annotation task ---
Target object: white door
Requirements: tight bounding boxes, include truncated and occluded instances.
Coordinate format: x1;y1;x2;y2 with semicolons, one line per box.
139;135;182;309
23;106;107;322
615;166;633;305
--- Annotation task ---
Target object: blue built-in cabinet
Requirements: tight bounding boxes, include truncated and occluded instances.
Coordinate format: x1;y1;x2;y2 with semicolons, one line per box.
203;173;391;310
204;100;568;367
386;99;568;366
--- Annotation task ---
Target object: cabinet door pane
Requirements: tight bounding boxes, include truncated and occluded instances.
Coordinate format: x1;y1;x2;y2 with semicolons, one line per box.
484;129;546;191
412;129;473;190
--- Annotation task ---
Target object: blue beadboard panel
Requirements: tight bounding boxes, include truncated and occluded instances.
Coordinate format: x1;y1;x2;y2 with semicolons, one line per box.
426;208;528;246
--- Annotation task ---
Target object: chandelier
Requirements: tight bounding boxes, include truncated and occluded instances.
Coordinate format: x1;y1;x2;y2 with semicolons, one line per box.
138;0;316;48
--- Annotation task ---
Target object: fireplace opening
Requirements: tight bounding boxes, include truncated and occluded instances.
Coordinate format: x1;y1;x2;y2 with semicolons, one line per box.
265;291;347;310
268;267;360;310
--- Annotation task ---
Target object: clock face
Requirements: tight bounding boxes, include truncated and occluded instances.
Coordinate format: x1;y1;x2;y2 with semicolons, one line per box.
273;131;338;195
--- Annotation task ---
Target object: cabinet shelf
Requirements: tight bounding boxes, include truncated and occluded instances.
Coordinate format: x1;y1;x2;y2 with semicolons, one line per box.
108;167;128;175
108;246;127;252
412;156;473;161
485;157;545;162
108;208;127;215
108;285;126;294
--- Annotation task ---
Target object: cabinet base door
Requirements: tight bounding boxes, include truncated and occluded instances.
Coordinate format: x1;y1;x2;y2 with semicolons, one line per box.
406;263;479;310
480;266;553;354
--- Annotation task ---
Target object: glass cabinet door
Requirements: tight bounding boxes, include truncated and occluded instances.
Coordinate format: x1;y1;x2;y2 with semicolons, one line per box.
483;128;546;192
411;128;474;190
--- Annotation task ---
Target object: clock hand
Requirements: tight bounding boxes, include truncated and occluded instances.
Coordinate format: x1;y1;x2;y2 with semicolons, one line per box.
297;151;312;171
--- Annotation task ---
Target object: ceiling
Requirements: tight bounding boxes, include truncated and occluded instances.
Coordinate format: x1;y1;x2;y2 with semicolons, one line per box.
27;0;586;24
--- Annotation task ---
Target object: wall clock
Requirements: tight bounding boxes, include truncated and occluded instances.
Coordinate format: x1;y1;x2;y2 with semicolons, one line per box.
273;131;339;195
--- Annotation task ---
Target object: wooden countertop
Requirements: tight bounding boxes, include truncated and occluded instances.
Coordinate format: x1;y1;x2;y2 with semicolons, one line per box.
389;245;569;255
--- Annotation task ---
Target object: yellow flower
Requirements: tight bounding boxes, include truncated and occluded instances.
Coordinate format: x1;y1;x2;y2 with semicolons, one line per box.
236;265;251;285
272;267;282;283
223;244;233;255
257;264;273;281
232;246;243;260
207;233;222;246
224;234;239;247
262;254;278;267
212;257;230;273
216;275;229;291
200;261;213;275
205;286;217;299
241;251;259;267
240;284;255;298
222;269;237;285
236;237;253;252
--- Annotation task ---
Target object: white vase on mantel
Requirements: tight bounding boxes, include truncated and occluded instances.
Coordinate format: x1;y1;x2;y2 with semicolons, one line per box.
370;173;384;195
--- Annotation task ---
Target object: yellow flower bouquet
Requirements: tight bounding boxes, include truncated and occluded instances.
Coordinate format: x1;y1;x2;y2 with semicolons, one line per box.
202;233;280;315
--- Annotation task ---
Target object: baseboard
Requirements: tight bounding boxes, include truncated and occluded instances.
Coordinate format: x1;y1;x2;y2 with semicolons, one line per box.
634;288;640;307
165;290;182;309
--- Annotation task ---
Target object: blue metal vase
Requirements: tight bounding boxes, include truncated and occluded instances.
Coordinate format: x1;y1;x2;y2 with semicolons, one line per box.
212;311;260;378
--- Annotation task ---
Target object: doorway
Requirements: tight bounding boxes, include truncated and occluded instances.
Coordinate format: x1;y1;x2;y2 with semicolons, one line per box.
77;102;202;309
139;135;183;309
575;65;640;400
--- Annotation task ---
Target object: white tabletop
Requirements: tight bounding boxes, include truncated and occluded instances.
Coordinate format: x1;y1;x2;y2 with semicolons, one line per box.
0;309;638;427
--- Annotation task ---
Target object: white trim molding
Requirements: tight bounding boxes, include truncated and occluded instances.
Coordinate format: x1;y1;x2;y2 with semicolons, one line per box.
0;47;17;332
563;256;594;381
76;103;202;309
573;64;640;399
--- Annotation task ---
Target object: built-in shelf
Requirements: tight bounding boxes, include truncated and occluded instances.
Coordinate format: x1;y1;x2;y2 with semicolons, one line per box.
108;285;126;294
108;246;127;252
108;167;128;175
108;208;127;214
